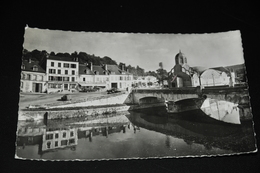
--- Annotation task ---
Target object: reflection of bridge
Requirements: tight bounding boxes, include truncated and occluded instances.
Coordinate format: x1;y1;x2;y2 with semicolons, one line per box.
126;112;255;152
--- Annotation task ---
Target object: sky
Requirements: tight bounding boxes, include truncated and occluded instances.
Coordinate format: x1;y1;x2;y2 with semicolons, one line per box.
23;27;245;72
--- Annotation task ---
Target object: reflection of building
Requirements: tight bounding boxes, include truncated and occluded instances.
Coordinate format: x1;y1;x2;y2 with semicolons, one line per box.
42;127;78;151
16;125;46;152
20;59;47;93
46;56;79;93
78;124;128;140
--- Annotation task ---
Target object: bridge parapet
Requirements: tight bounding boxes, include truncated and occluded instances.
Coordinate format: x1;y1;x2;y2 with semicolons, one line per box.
125;87;201;105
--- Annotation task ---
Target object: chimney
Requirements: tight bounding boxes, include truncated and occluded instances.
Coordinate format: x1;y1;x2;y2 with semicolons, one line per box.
89;62;93;71
122;64;125;71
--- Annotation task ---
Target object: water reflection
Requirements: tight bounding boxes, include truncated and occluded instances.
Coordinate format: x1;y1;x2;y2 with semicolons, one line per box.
16;108;256;159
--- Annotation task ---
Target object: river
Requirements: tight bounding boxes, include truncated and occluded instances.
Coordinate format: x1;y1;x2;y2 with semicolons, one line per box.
16;106;256;160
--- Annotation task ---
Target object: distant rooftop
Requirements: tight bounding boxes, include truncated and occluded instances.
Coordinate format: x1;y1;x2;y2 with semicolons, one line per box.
21;59;45;73
47;55;78;62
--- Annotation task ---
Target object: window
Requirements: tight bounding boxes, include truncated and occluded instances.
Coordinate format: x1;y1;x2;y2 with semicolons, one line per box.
63;77;69;81
46;134;53;140
47;141;51;149
55;133;59;138
57;77;62;81
51;62;54;67
72;70;75;75
58;69;61;74
27;74;31;80
58;63;61;67
64;63;69;68
65;70;68;75
71;77;75;82
71;64;76;68
20;81;23;88
63;132;66;138
55;141;58;147
61;140;67;146
33;65;38;71
83;77;85;81
70;131;74;137
49;69;56;74
21;64;25;70
69;139;75;144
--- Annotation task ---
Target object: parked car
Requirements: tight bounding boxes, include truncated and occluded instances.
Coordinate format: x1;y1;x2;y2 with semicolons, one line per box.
61;94;72;101
107;88;121;94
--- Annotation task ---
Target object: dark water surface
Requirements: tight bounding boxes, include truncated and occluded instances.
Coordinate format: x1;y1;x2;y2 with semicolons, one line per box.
16;109;256;160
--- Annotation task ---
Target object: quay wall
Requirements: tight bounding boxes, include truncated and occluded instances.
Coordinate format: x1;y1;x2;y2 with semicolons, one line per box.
19;105;130;120
46;93;129;109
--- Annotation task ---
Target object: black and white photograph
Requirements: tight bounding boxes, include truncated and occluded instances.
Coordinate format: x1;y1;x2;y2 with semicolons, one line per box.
15;28;257;160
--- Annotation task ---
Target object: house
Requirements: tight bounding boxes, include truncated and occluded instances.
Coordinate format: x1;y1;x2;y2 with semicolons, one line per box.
20;59;47;93
133;76;158;87
107;64;133;90
78;62;133;90
78;62;109;90
46;55;79;93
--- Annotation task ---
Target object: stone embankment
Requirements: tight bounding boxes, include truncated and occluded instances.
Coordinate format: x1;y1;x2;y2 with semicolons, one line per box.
19;92;131;120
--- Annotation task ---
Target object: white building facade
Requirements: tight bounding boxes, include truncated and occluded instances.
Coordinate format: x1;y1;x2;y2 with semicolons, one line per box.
20;59;47;93
46;56;79;93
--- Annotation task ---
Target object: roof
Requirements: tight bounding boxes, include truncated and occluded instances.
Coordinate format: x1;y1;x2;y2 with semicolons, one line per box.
225;64;245;71
79;64;94;75
21;59;45;73
93;65;106;75
107;65;121;75
79;63;133;75
210;66;230;73
47;55;78;62
190;66;207;75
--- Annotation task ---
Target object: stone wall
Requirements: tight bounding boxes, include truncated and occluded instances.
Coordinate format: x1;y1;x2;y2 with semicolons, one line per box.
19;105;130;120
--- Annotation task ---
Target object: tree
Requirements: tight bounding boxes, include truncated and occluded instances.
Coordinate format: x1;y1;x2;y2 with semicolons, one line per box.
156;68;168;85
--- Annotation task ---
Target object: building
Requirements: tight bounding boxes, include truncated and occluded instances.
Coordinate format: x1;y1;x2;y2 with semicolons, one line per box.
192;68;231;88
133;75;158;87
78;62;133;90
108;64;133;90
20;59;47;93
78;62;110;90
168;51;192;88
46;56;79;93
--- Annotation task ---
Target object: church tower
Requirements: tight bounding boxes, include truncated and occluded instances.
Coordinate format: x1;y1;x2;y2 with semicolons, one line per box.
175;50;187;65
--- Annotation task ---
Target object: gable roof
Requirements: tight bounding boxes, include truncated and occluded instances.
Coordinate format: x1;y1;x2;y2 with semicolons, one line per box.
21;59;45;73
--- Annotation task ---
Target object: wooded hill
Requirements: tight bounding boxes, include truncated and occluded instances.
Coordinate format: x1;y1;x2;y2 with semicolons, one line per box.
21;49;157;77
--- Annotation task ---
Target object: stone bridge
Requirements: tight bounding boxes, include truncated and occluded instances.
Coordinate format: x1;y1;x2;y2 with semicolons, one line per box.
124;86;250;106
124;87;201;105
